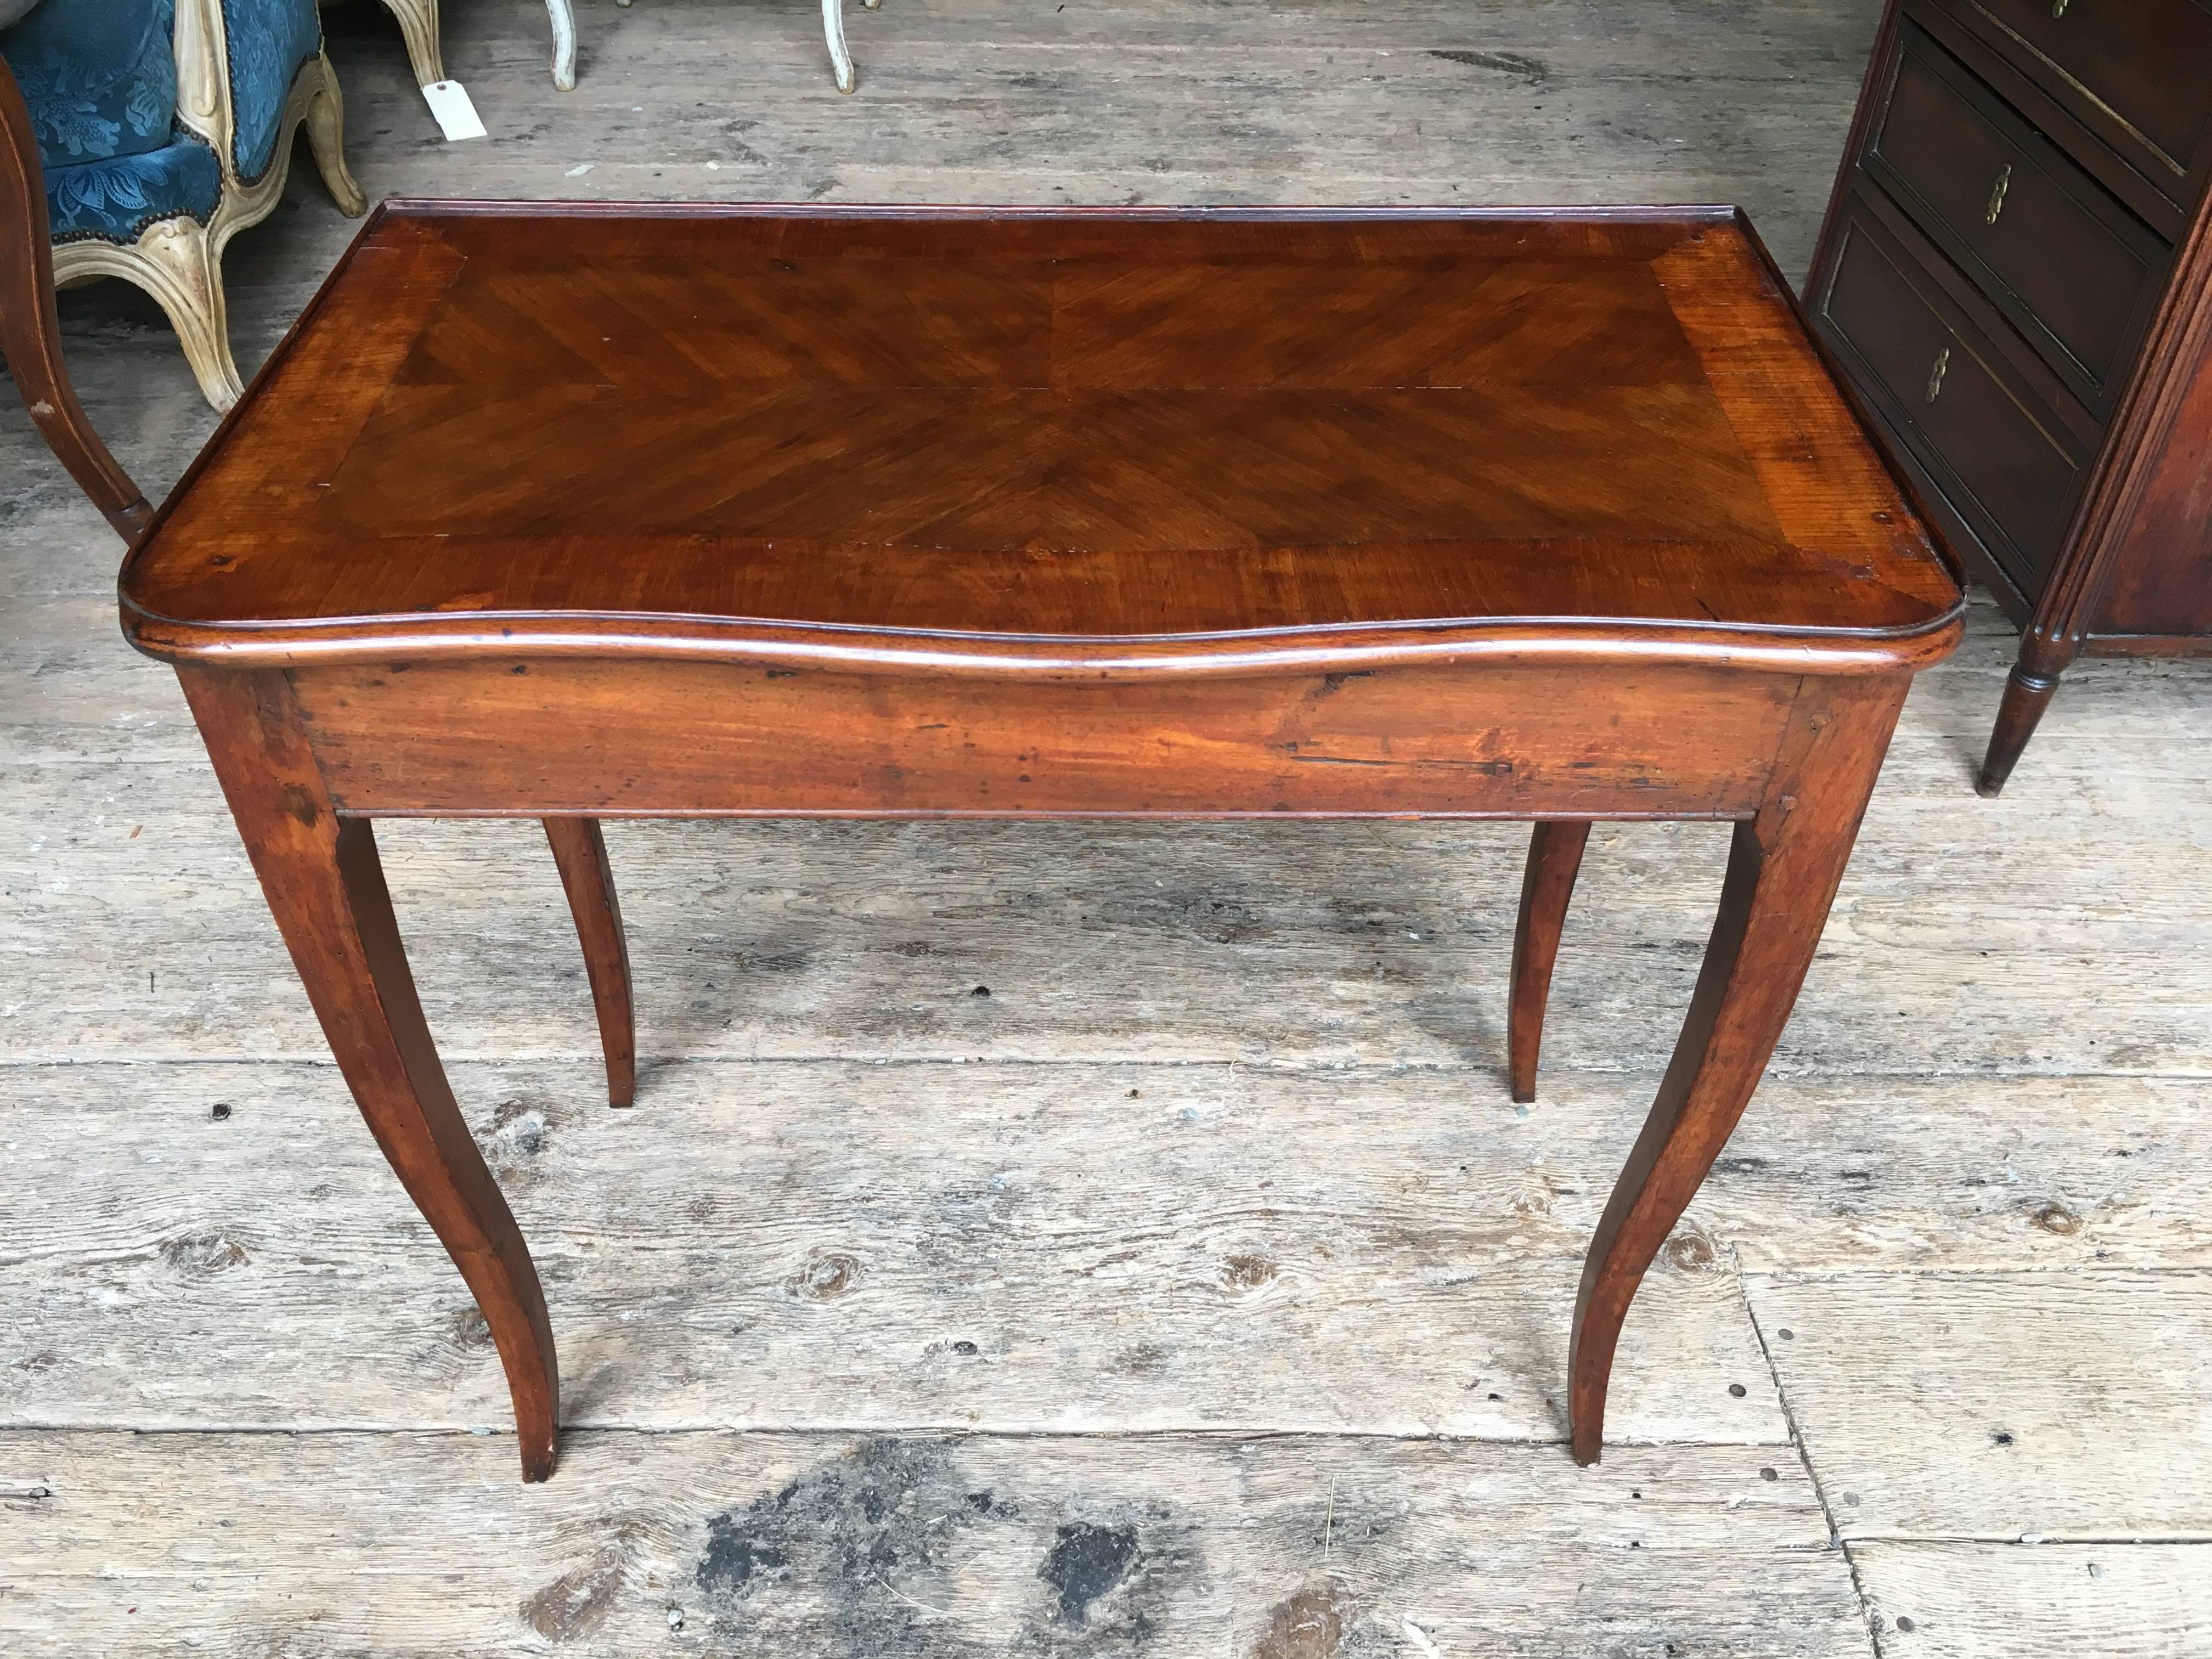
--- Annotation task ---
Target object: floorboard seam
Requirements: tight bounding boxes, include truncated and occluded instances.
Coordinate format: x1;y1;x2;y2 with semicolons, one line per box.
0;1422;1798;1448
9;1055;2212;1083
1740;1262;1883;1657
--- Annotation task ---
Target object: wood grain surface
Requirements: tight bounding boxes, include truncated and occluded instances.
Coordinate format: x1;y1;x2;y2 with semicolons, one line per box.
0;1431;1867;1657
118;206;1959;667
1850;1543;2212;1658
7;0;2211;1650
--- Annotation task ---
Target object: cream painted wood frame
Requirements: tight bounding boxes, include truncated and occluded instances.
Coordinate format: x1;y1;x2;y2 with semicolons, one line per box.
368;0;580;93
49;0;364;413
374;0;881;96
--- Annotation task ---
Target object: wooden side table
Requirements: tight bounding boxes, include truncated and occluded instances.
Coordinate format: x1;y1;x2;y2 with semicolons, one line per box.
119;204;1964;1481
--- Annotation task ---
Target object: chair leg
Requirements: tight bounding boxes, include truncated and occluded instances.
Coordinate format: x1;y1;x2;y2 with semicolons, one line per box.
302;52;367;217
128;216;244;413
377;0;447;87
0;58;151;540
544;818;636;1108
546;0;577;91
824;0;855;92
1509;820;1590;1104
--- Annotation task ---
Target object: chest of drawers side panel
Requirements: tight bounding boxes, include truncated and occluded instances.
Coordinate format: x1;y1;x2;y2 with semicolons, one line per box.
2087;209;2212;643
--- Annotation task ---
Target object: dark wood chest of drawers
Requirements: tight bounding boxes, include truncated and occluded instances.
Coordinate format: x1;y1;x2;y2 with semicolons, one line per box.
1807;0;2212;793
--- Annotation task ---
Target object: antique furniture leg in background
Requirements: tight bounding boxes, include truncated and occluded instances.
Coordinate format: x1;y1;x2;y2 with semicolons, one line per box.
823;0;853;93
822;0;879;93
371;0;445;86
1567;679;1903;1464
544;817;635;1108
546;0;575;92
0;58;152;542
1508;820;1590;1104
1978;656;2066;797
366;0;575;91
180;668;561;1482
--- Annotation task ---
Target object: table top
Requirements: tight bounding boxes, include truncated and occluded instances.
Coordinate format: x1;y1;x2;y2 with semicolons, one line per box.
121;204;1963;674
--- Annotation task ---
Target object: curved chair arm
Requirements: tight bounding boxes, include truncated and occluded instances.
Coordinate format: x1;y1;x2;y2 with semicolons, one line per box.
0;55;153;543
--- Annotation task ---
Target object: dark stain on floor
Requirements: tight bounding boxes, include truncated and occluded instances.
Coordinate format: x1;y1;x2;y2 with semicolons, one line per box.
692;1438;1007;1656
689;1438;1194;1656
1040;1522;1140;1627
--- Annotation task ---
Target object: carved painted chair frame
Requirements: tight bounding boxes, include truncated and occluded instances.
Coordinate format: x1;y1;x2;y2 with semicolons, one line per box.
363;0;580;94
41;0;364;410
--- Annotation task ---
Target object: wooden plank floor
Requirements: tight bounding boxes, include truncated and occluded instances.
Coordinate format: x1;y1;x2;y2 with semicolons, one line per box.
5;0;2211;1652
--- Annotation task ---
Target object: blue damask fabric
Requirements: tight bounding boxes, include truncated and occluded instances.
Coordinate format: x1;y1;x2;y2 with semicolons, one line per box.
221;0;321;182
43;130;222;241
1;0;222;244
0;0;177;168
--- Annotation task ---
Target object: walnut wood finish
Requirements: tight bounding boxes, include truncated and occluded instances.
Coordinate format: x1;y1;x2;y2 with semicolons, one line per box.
177;667;560;1481
543;816;635;1108
1568;679;1900;1464
0;58;151;543
123;204;1961;1479
1508;821;1590;1105
1809;0;2212;795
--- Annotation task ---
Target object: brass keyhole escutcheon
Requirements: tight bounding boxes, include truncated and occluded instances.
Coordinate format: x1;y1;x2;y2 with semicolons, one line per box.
1926;346;1951;404
1985;163;2013;224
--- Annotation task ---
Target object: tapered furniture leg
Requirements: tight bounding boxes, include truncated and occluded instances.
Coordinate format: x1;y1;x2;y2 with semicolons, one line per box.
1509;820;1590;1104
1568;683;1903;1465
543;817;635;1108
178;668;561;1482
1976;662;2060;798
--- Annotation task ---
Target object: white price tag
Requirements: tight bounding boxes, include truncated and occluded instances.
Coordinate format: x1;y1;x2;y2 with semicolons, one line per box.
421;80;487;142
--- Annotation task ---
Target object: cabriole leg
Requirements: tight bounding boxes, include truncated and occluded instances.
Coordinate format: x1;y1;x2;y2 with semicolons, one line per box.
1568;682;1902;1464
1509;819;1590;1104
179;668;561;1482
544;816;636;1108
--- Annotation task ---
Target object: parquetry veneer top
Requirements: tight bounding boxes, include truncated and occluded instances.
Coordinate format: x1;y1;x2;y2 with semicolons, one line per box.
120;204;1962;667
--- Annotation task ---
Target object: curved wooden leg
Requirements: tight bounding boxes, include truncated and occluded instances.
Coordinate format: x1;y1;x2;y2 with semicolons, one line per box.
1509;820;1590;1104
179;668;560;1482
302;53;368;218
1976;662;2059;798
112;215;243;413
824;0;855;92
377;0;447;87
544;817;636;1108
546;0;578;91
1568;681;1904;1465
0;60;152;541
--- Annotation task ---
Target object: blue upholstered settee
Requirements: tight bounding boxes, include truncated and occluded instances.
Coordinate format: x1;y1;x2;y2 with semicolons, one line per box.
0;0;362;409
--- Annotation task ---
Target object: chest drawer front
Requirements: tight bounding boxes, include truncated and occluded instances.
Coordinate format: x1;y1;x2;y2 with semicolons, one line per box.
1867;25;2166;409
1965;0;2212;190
1817;204;2083;589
